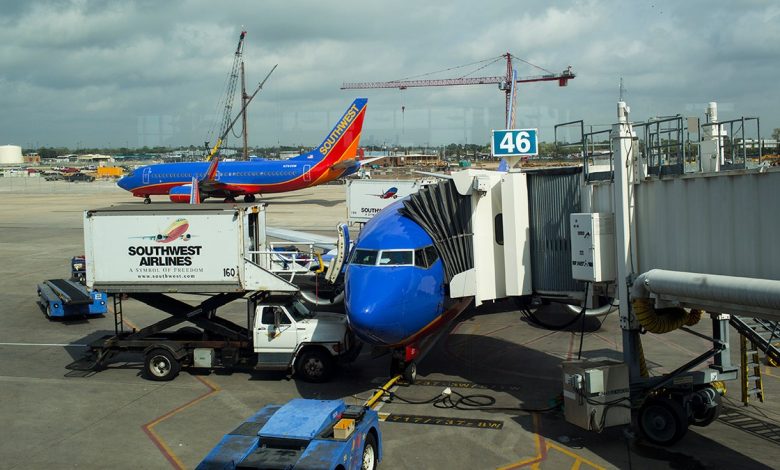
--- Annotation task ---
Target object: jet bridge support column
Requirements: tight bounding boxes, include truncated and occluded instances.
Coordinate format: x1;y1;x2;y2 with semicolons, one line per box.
611;102;644;387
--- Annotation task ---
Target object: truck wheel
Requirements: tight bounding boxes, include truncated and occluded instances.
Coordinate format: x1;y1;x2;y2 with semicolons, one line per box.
361;432;378;470
639;396;688;445
296;348;334;383
144;349;180;381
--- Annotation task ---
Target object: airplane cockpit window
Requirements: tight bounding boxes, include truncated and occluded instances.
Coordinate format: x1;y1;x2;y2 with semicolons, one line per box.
414;249;427;268
378;250;413;266
352;249;378;265
424;245;439;265
127;170;136;178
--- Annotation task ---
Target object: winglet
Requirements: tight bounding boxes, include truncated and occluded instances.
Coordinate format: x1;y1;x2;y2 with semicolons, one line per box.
204;155;220;181
189;177;200;204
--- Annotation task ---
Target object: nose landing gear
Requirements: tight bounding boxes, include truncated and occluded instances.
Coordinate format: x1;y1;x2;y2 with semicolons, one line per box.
391;344;420;383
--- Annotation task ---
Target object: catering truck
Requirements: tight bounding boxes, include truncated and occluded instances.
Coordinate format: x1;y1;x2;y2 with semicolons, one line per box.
346;179;424;224
68;204;358;382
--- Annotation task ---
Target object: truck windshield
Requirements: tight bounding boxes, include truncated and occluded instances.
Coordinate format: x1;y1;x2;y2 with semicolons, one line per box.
289;300;314;321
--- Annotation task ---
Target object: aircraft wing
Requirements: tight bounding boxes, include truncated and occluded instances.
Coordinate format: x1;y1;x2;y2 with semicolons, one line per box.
413;170;453;180
266;226;338;252
329;156;384;171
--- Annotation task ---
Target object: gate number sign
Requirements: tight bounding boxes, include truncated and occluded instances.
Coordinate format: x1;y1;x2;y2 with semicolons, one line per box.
491;129;538;157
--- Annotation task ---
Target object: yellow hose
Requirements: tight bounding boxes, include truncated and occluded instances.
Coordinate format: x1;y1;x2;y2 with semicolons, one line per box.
632;298;703;378
632;298;702;334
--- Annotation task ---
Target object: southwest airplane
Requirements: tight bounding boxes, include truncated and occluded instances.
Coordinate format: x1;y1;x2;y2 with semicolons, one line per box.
343;199;472;380
117;98;372;203
374;187;399;199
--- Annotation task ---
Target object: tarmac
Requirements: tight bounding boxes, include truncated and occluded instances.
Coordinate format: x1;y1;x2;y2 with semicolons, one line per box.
1;178;779;469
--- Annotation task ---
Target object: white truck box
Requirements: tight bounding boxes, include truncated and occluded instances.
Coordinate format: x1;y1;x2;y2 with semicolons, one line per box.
346;179;424;224
84;204;296;293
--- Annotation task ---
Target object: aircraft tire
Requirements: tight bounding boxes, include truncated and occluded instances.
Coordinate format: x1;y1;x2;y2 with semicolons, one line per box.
244;194;256;203
403;361;417;384
143;197;151;204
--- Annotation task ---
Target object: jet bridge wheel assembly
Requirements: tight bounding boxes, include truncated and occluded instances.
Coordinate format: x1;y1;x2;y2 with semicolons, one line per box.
638;395;688;446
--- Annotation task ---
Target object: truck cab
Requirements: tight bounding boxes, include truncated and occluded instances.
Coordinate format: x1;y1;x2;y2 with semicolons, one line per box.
254;297;355;382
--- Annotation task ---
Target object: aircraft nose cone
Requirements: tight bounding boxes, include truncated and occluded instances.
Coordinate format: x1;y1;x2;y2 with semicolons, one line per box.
345;264;443;346
345;268;407;346
117;175;129;190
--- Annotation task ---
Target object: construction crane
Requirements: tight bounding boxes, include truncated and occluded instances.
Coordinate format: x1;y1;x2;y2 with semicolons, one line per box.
341;52;574;128
206;30;249;160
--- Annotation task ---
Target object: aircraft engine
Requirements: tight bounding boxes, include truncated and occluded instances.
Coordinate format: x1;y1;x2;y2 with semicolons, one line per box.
168;184;193;203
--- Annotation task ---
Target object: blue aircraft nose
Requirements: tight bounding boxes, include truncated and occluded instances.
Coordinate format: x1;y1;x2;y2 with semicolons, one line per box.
345;264;444;347
117;174;130;190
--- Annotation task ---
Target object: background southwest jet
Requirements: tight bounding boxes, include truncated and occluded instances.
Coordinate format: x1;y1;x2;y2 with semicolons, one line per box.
118;98;374;203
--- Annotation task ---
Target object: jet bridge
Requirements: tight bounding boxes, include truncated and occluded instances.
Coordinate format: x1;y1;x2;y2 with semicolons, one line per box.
396;100;780;444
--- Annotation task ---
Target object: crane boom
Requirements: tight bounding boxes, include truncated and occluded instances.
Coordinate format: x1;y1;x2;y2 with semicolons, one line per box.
206;64;277;161
342;71;574;90
340;52;574;124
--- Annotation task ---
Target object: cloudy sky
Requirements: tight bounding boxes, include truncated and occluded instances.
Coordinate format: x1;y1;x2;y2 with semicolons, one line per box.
0;0;778;149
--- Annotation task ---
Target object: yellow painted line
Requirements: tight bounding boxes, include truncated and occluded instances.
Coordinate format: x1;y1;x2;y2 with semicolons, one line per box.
497;414;545;469
498;413;606;470
547;442;605;470
123;317;140;331
142;375;221;469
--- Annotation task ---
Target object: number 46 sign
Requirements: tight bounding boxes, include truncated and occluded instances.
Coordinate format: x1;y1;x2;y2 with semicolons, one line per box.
491;129;538;157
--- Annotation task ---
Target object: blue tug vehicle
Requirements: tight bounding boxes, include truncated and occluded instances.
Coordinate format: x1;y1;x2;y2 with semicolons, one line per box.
197;399;382;470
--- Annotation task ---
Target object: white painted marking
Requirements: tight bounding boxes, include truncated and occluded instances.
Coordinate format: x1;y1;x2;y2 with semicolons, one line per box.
0;342;86;347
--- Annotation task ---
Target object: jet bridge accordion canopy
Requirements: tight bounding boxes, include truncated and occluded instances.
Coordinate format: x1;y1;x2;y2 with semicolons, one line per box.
400;180;473;283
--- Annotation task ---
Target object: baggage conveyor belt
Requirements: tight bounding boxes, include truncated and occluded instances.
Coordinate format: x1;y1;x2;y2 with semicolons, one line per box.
45;279;92;304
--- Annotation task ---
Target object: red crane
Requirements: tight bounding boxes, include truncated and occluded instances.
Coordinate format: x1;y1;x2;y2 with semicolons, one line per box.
341;52;574;127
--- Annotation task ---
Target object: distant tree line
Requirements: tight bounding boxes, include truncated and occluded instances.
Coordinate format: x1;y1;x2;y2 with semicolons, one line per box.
26;130;780;161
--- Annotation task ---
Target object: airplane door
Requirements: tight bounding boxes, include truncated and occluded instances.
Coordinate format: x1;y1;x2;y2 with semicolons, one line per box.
303;165;311;182
142;167;151;185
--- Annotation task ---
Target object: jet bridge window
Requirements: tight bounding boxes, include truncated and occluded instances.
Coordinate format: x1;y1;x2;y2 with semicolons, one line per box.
378;250;413;266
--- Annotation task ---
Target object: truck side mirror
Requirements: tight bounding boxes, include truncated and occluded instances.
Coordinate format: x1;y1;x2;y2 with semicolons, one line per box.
274;310;281;330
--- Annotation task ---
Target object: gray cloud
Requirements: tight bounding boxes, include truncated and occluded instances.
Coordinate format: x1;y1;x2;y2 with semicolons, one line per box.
0;0;777;148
